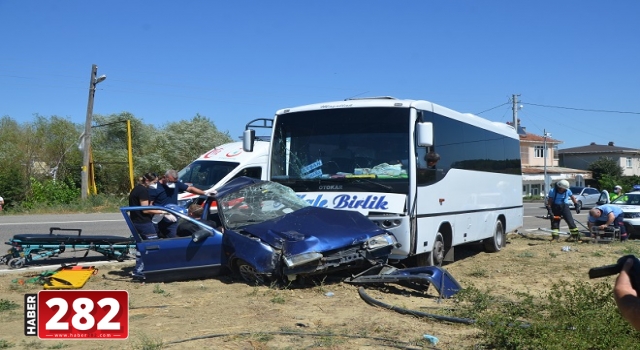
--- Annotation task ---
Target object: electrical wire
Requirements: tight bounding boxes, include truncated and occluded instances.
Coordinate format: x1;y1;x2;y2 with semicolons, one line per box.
522;102;640;115
164;330;440;349
475;102;510;115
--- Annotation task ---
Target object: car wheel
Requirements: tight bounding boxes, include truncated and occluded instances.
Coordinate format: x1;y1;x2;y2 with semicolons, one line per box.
416;232;445;267
483;220;505;253
576;201;583;210
236;259;267;285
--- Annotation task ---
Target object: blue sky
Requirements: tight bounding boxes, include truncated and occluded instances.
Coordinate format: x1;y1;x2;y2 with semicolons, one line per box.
1;1;639;149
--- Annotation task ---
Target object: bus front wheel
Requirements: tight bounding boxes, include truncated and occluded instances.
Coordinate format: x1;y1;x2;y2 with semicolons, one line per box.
483;220;505;253
416;232;445;267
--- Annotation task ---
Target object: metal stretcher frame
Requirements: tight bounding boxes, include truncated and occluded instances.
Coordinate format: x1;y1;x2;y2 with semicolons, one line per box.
1;227;135;269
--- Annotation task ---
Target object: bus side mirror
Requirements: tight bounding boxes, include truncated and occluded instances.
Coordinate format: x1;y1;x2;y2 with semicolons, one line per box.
243;129;255;152
417;122;433;147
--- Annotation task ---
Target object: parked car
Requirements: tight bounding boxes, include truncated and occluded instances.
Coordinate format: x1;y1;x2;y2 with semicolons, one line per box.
568;186;601;209
606;191;640;239
121;177;399;284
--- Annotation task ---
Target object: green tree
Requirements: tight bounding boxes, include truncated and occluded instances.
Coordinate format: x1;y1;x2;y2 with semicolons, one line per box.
0;116;33;205
0;112;234;204
590;157;623;190
156;114;233;171
31;115;83;186
91;113;158;194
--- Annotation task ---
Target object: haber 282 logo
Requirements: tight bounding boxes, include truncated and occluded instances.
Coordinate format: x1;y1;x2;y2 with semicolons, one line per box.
25;290;128;339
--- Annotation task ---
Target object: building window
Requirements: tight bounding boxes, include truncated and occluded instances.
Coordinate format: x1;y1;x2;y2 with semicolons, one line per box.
553;145;559;160
531;184;541;196
534;145;544;158
627;157;632;168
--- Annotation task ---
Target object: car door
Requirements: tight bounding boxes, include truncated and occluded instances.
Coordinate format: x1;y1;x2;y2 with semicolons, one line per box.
597;190;610;205
120;206;224;282
585;188;600;207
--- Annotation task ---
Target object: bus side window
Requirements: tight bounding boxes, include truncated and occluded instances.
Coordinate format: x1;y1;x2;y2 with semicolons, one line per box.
416;147;442;185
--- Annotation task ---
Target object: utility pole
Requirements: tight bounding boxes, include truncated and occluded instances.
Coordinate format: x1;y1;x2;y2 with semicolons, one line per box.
512;94;520;131
543;129;551;195
81;64;106;199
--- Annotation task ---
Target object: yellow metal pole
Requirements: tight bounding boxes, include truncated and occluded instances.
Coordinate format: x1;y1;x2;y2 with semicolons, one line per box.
127;120;135;191
89;147;97;195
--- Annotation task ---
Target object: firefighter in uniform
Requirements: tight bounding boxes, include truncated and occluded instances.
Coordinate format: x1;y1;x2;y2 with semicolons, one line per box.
546;180;581;242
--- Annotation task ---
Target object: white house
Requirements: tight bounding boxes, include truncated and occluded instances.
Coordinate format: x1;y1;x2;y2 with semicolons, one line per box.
511;123;591;197
558;142;640;177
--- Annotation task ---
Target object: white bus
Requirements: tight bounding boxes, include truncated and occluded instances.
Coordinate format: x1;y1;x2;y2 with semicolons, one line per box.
244;97;523;266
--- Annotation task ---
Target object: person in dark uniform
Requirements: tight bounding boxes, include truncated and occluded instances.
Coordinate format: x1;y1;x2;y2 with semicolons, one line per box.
128;172;162;240
150;169;214;238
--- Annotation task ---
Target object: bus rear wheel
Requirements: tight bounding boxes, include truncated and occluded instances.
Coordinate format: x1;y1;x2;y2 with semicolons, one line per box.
484;220;505;253
416;232;445;267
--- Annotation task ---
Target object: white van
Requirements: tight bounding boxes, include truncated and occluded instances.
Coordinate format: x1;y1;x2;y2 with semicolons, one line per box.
177;140;269;206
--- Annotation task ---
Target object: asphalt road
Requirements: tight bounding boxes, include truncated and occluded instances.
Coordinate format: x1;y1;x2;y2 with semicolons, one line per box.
0;212;129;243
0;212;131;272
0;202;582;272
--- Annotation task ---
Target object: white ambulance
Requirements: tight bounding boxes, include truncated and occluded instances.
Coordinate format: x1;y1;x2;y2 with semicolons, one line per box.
177;140;269;206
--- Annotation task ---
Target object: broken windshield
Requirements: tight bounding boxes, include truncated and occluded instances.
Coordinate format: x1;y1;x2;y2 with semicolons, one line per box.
219;181;310;230
270;107;410;192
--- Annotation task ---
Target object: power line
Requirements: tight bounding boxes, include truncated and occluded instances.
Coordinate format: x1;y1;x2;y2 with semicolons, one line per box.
475;102;510;115
522;102;640;115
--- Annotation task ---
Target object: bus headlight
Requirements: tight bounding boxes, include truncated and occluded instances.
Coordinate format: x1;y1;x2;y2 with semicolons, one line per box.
283;252;323;268
363;234;398;250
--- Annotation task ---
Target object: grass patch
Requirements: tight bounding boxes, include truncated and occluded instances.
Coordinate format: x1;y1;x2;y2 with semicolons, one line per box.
312;276;328;294
468;267;488;278
152;284;170;297
134;333;164;350
46;343;69;349
252;333;275;342
0;299;19;312
619;244;640;255
0;340;13;349
21;339;43;348
452;280;640;349
8;193;125;215
517;251;535;258
246;287;260;297
312;329;346;348
270;295;286;304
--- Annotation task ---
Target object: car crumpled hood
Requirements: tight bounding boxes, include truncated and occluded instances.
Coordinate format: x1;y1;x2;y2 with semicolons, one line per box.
237;206;387;256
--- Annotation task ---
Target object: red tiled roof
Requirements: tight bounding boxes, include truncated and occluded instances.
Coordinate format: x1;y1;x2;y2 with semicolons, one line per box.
519;133;561;143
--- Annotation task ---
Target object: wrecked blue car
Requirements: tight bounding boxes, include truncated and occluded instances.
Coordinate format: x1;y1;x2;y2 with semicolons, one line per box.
120;177;399;284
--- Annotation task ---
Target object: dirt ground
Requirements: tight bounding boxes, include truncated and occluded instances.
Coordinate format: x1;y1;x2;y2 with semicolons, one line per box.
0;232;635;350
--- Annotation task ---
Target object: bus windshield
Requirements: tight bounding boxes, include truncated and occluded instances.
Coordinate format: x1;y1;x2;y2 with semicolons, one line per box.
270;107;410;193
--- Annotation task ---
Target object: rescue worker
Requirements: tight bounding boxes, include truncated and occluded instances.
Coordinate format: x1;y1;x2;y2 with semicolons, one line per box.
588;205;628;241
611;185;623;201
546;180;581;242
